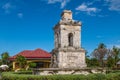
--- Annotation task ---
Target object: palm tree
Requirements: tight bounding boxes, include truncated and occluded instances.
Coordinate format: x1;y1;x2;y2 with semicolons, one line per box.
15;55;26;69
1;52;10;65
112;46;120;67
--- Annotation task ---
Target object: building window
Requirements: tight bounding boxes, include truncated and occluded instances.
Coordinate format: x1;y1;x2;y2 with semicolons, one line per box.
68;33;73;46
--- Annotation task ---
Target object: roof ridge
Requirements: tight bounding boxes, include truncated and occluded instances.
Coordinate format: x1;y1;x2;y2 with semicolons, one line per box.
34;48;49;53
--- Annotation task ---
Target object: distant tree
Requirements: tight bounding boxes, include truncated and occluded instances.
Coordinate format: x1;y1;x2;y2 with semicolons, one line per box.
15;55;26;69
86;56;90;67
91;58;99;67
88;58;99;67
85;51;91;67
107;56;115;68
86;50;99;67
0;59;2;65
92;43;108;67
1;52;10;65
111;46;120;67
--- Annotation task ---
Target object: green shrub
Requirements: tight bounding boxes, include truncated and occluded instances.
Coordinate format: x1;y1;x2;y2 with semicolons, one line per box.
28;62;37;68
15;71;32;74
106;73;120;80
1;71;120;80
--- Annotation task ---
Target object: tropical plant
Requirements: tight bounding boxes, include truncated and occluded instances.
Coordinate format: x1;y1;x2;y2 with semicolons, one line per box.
1;52;10;65
111;46;120;67
28;62;36;68
15;55;26;69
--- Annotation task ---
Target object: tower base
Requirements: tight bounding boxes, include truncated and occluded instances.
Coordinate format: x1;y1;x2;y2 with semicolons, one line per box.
33;68;106;75
51;47;87;68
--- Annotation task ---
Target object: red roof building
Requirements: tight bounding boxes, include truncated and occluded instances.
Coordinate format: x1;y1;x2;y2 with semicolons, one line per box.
9;48;51;60
9;48;51;70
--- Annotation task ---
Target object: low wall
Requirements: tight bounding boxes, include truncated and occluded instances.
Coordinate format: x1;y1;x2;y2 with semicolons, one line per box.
32;68;106;75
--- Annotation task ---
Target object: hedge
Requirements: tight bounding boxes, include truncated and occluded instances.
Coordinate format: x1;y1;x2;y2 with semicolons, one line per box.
1;71;120;80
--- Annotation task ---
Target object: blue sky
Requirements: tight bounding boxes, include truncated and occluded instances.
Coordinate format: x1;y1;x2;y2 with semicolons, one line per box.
0;0;120;56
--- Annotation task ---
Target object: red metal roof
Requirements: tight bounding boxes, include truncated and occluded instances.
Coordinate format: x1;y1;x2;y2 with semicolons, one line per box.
9;48;51;60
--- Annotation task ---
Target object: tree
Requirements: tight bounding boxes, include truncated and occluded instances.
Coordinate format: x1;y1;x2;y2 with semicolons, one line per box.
107;56;115;68
86;56;90;67
111;46;120;67
15;55;26;69
92;43;108;67
91;58;99;67
86;57;99;67
0;59;2;65
1;52;10;65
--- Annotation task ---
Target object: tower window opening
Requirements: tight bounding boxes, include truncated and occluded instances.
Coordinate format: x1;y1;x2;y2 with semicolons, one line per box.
68;33;73;46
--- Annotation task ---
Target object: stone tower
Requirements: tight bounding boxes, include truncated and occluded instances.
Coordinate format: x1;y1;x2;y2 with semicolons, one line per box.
51;10;86;68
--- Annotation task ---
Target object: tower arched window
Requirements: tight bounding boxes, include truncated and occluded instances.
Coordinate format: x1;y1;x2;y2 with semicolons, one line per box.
68;33;73;46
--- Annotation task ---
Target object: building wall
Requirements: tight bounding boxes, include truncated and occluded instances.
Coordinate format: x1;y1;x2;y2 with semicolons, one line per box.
12;59;51;70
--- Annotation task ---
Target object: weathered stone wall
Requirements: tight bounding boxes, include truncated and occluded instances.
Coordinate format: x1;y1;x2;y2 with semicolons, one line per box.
51;48;86;68
61;10;72;20
60;25;81;48
57;50;86;68
33;68;106;75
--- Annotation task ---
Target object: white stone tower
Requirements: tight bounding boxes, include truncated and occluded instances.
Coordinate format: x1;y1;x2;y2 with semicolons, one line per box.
51;10;86;68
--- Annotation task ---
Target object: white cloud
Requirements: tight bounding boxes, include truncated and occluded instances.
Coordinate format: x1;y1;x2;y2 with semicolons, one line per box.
107;44;120;49
105;0;120;11
17;13;23;18
48;0;70;8
48;0;61;4
1;2;24;18
2;3;12;13
76;3;99;15
76;4;97;12
116;45;120;48
112;45;120;48
61;0;66;8
2;3;11;9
